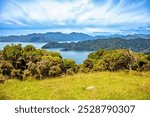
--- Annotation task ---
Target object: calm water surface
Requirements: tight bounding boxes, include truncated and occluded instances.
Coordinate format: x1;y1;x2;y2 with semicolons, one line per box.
0;42;92;64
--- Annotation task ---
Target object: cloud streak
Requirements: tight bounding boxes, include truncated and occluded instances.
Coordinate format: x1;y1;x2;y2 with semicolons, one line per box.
0;0;150;35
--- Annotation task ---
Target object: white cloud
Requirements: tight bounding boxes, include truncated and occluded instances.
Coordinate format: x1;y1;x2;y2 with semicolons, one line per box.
0;0;150;34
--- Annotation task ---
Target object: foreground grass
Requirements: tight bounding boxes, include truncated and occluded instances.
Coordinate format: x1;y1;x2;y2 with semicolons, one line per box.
0;71;150;100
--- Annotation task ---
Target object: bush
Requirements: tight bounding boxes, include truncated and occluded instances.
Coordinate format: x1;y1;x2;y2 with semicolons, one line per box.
0;60;13;76
84;49;138;71
23;69;31;80
133;58;150;71
62;59;78;74
23;45;36;52
0;44;72;80
2;44;149;81
22;49;43;63
48;66;62;77
0;74;5;84
3;44;22;62
79;65;91;73
36;57;62;79
11;69;23;80
27;62;37;76
83;58;94;69
92;59;109;71
36;60;49;79
66;68;75;75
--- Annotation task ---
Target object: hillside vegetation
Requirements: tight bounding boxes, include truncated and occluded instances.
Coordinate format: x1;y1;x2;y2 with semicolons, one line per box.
82;49;150;72
42;38;150;52
0;44;150;99
0;44;79;81
0;44;150;81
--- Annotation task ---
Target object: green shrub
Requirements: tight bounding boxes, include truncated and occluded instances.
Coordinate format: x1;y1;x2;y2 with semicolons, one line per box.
92;59;109;71
0;60;13;76
62;59;78;74
66;68;75;75
83;58;94;69
1;44;76;80
84;49;139;71
11;69;23;80
23;69;31;80
27;62;37;76
36;57;62;79
48;66;62;77
3;44;22;62
23;45;36;52
0;74;5;84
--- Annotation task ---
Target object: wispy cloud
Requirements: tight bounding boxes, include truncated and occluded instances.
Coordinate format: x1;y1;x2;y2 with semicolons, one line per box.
0;0;150;35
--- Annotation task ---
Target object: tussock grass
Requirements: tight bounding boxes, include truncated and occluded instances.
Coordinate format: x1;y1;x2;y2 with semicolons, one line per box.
0;71;150;100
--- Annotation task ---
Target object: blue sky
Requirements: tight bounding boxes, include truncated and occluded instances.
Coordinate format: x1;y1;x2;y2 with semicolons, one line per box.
0;0;150;36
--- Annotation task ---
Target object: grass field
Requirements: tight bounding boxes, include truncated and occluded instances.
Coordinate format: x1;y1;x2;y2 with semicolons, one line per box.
0;71;150;100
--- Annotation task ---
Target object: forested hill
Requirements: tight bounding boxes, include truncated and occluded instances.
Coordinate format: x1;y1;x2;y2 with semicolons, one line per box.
42;38;150;52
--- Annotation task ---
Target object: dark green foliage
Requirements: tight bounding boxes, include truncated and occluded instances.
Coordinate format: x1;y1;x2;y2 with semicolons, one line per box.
88;49;104;60
0;60;13;76
0;74;5;84
0;44;150;81
27;62;37;76
24;45;36;52
11;69;23;80
83;49;150;72
35;57;62;79
23;47;44;63
48;66;62;77
62;59;78;74
42;38;150;52
132;57;150;71
83;58;94;69
3;44;22;62
3;44;27;70
23;70;31;80
79;66;90;73
0;44;67;80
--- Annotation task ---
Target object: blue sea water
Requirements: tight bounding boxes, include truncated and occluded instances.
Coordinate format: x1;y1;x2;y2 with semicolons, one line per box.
0;42;92;64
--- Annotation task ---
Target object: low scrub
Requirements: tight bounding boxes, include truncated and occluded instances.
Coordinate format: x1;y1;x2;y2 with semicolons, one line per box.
0;45;150;81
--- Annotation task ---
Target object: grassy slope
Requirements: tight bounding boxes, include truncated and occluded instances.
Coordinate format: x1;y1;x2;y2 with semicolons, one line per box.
0;71;150;100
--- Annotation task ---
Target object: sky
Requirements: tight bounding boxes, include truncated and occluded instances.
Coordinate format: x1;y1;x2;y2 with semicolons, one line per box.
0;0;150;36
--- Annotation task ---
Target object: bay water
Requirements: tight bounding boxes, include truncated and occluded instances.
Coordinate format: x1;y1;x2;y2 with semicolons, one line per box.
0;42;92;64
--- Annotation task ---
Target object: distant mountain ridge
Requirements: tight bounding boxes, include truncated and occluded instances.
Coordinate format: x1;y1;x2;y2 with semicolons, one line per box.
0;32;150;42
42;38;150;52
0;32;92;42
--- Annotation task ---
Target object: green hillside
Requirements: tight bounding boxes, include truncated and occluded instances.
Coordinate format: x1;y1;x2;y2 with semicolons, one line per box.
42;38;150;52
0;71;150;100
0;44;150;100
